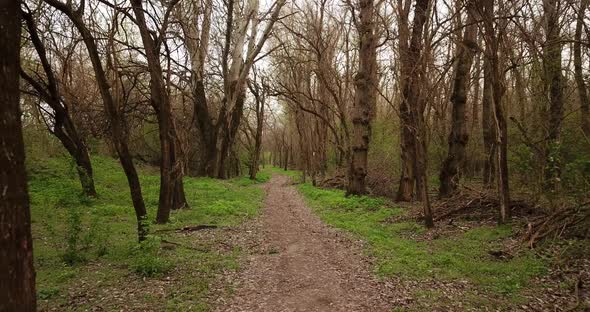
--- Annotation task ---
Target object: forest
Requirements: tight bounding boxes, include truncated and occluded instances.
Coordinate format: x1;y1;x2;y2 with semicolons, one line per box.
1;0;589;310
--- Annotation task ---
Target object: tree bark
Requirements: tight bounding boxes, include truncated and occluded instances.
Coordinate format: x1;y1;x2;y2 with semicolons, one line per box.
347;0;378;196
439;3;479;198
396;0;430;203
481;0;510;223
574;0;590;138
0;0;37;308
177;0;216;177
173;176;189;210
397;0;433;226
172;125;189;210
542;0;564;192
482;56;496;187
248;80;266;180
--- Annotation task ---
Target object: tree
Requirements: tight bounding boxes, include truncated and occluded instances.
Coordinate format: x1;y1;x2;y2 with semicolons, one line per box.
396;0;430;204
479;0;510;223
247;72;267;180
397;0;433;227
130;0;187;223
44;0;148;240
20;10;97;197
187;0;286;179
347;0;378;195
439;1;479;197
574;0;589;138
542;0;564;192
0;0;37;309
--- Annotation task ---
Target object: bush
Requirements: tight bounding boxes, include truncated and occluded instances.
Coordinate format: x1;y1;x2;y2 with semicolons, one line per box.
129;236;173;277
62;205;85;265
563;156;590;197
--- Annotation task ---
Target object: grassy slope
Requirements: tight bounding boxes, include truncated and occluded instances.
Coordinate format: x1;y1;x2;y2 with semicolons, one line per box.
276;168;548;308
30;155;269;311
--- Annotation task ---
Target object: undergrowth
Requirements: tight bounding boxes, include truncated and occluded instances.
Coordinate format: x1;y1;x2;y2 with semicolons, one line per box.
296;181;548;304
29;155;265;310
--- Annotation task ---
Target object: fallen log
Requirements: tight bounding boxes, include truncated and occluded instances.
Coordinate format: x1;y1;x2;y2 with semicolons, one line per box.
155;224;218;233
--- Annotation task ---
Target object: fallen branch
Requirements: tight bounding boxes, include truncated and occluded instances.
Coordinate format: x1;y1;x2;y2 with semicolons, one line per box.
155;224;218;233
522;201;590;248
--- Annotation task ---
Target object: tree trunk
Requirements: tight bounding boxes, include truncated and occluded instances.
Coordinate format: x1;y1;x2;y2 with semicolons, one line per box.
248;81;265;180
217;87;247;179
347;0;377;196
542;0;564;192
0;1;37;308
284;145;289;171
396;0;431;202
397;0;433;226
172;128;189;210
119;147;149;238
471;41;482;132
20;12;97;197
482;54;496;187
131;0;180;223
439;5;478;198
193;80;219;177
172;176;189;210
574;0;590;137
481;0;510;223
45;0;148;240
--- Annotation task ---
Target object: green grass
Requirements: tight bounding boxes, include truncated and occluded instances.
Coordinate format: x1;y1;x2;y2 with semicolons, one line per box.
266;166;303;182
296;181;547;300
29;155;265;311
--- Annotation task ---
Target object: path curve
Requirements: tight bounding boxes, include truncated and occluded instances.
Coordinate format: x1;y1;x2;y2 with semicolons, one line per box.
216;174;396;312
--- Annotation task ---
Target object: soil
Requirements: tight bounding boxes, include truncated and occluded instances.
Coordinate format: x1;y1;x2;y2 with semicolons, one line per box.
214;174;398;312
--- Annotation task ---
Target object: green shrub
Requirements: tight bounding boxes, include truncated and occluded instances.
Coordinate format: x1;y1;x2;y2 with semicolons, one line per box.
62;205;85;265
297;181;547;296
511;144;535;183
129;236;173;277
563;157;590;197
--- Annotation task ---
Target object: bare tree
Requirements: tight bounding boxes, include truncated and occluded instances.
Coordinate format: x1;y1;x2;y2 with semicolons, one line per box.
20;10;97;197
186;0;286;179
479;0;510;223
247;71;267;180
44;0;148;240
130;0;187;223
396;0;430;205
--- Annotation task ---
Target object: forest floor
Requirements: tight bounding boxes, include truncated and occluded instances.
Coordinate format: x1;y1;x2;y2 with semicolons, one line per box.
31;156;589;311
213;170;589;311
32;156;269;311
213;174;397;311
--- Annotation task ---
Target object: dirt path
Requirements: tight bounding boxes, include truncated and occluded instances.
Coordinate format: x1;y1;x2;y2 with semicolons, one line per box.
216;174;397;312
